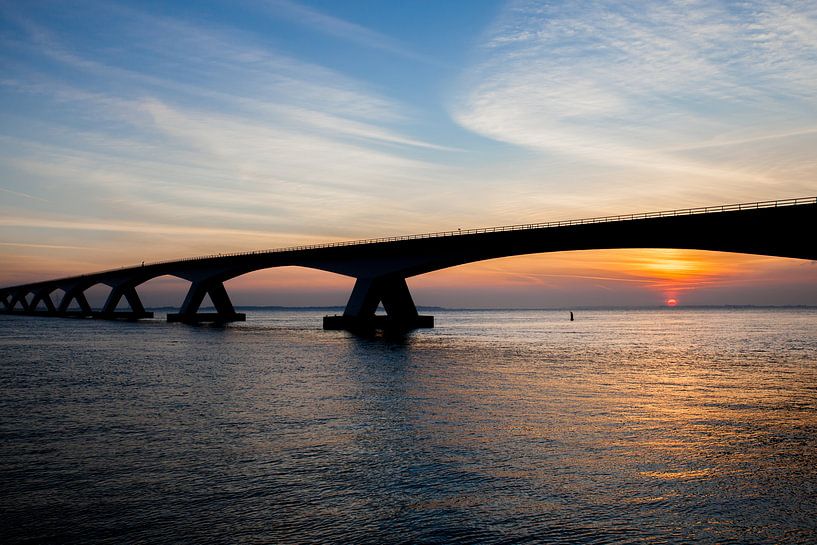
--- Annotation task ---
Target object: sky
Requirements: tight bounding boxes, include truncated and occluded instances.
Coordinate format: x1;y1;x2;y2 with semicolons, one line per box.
1;0;816;308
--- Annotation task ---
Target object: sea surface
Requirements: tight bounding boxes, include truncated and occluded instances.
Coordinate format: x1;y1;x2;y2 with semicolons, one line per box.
1;308;816;544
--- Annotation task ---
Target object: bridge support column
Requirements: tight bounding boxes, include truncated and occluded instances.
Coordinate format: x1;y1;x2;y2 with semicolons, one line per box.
57;287;94;317
324;276;433;331
168;280;245;324
29;288;58;315
9;290;32;313
99;285;153;320
1;293;9;312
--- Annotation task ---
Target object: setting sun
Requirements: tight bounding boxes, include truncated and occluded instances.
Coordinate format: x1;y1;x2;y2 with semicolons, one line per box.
666;298;678;307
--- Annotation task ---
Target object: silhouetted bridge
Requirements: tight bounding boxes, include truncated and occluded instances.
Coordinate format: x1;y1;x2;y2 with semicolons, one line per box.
2;197;815;330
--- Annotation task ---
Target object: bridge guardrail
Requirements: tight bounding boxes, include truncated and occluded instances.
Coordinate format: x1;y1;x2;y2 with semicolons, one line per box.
135;196;816;269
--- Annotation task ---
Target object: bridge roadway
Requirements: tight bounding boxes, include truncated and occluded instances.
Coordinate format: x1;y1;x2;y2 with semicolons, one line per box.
1;197;815;331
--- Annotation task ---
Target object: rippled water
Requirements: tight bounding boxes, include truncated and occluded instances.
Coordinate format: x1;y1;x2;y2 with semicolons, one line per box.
1;308;816;544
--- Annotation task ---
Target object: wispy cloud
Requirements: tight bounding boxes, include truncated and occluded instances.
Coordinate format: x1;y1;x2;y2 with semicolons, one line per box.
0;1;459;269
452;0;817;202
0;242;90;250
258;0;432;63
0;186;47;201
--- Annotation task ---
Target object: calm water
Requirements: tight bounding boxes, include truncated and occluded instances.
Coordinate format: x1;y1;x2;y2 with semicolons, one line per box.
1;308;816;544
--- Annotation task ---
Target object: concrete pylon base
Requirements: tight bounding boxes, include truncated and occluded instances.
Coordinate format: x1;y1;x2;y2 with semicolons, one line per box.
323;314;433;331
1;310;77;318
167;312;246;324
0;310;118;319
95;311;154;320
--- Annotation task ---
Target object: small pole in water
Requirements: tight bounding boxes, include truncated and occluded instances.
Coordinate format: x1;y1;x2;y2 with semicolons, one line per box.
570;311;574;321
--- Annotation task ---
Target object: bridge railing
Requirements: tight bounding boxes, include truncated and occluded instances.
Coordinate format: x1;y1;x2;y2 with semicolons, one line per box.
108;196;817;271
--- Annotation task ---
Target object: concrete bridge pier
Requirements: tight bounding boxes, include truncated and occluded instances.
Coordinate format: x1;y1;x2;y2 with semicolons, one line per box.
99;283;154;320
29;287;57;314
1;293;9;312
168;279;245;324
57;283;95;317
323;275;433;331
8;289;31;313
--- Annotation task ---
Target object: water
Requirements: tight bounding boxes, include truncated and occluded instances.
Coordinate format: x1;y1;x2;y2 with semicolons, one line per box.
1;308;816;544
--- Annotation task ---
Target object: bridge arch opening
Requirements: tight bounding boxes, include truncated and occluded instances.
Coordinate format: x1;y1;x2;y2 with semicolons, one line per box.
134;274;195;311
50;288;66;307
83;284;113;310
223;267;354;308
407;248;817;308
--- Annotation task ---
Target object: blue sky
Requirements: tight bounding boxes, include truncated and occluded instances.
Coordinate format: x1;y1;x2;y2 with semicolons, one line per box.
1;0;816;306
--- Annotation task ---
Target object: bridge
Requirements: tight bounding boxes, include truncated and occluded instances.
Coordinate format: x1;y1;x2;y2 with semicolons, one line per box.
1;197;815;330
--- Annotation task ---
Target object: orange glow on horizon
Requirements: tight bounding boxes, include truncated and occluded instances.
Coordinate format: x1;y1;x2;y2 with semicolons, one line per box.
408;248;817;306
413;249;765;292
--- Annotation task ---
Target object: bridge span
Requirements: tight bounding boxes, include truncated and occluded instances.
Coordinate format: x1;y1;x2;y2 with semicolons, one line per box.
1;197;815;330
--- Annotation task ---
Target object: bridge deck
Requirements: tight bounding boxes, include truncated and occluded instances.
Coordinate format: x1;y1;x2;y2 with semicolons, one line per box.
2;196;815;330
97;196;817;272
